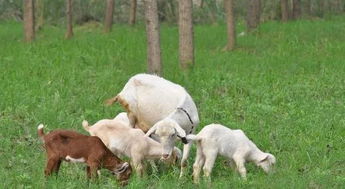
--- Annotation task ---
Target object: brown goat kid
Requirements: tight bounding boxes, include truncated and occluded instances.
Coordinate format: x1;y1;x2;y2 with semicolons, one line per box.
37;124;132;184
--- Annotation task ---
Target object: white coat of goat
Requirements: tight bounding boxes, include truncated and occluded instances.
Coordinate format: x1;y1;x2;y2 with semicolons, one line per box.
187;124;276;183
82;119;181;176
106;73;199;177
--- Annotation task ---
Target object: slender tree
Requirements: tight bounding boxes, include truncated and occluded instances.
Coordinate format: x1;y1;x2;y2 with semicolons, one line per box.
281;0;289;22
104;0;114;32
129;0;137;25
246;0;261;31
23;0;35;42
178;0;194;69
292;0;301;19
65;0;73;39
144;0;162;75
35;0;44;31
224;0;236;51
304;0;311;16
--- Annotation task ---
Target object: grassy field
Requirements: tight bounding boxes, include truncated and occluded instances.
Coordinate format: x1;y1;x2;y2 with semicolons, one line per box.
1;16;345;188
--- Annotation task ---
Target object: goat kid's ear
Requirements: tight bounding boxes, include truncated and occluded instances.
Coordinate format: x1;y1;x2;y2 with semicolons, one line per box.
114;162;129;174
259;155;269;163
145;125;157;137
172;123;186;138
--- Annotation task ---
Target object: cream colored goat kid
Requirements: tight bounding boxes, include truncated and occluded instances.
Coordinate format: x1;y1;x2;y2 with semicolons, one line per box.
82;119;181;176
187;124;276;183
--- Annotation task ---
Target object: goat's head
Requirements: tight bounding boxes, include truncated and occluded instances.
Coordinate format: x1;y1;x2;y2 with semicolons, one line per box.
113;162;132;185
257;153;276;173
145;119;186;160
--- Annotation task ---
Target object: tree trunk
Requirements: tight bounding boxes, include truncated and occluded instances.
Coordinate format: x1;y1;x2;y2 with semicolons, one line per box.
65;0;73;39
129;0;137;25
281;0;289;22
292;0;301;19
144;0;162;75
23;0;35;42
178;0;194;69
104;0;114;32
304;0;311;16
35;0;44;31
224;0;235;51
246;0;261;31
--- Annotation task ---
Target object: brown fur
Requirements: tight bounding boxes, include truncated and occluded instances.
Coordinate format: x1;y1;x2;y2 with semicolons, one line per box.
38;127;131;184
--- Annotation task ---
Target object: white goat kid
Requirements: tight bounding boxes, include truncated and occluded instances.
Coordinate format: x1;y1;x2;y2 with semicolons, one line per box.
82;119;181;177
187;124;276;183
106;73;199;177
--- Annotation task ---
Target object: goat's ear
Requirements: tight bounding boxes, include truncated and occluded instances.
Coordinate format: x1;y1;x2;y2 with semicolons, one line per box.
259;155;269;163
114;162;129;174
145;125;157;137
172;123;186;138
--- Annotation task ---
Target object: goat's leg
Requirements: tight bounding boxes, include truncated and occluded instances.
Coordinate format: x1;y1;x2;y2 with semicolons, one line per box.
44;156;59;176
179;142;192;178
86;166;91;179
233;154;247;179
52;159;62;174
202;149;217;182
192;143;205;184
87;163;99;179
132;159;144;177
127;112;137;128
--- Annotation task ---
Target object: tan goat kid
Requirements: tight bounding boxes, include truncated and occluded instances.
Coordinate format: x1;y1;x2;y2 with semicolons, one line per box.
82;119;181;176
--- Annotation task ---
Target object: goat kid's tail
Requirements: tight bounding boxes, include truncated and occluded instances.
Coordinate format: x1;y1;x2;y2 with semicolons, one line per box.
37;124;45;141
104;95;118;106
186;134;201;142
82;120;91;132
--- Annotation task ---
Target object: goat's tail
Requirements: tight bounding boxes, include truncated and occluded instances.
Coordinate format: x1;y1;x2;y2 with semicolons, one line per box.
82;120;90;132
37;124;45;141
186;134;201;142
104;95;118;106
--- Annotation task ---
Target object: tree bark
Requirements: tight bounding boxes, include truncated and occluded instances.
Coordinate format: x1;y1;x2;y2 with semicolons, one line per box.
304;0;311;16
129;0;137;25
292;0;301;19
281;0;289;22
144;0;162;75
65;0;73;39
23;0;35;42
104;0;114;32
224;0;235;51
246;0;261;31
178;0;194;69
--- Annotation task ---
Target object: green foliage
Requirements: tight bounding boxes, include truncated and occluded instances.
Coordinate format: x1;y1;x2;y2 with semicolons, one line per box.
1;16;345;188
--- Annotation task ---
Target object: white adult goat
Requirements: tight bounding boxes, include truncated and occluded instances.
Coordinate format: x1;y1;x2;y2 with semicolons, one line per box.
106;73;199;177
187;124;276;183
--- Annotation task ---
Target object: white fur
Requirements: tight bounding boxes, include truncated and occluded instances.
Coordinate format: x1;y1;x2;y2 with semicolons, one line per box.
187;124;276;183
113;73;199;177
113;112;131;126
37;124;44;130
65;155;86;163
82;118;182;176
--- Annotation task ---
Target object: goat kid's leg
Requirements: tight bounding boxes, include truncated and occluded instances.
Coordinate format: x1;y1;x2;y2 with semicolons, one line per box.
44;156;59;176
233;155;247;179
132;159;144;177
52;160;62;175
192;144;205;184
202;149;217;182
179;142;192;178
87;163;99;179
127;112;137;128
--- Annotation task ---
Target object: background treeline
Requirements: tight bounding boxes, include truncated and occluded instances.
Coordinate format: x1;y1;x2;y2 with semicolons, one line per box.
1;0;344;25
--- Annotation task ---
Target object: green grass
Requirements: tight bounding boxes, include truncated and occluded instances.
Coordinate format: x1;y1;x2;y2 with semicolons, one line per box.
1;16;345;188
